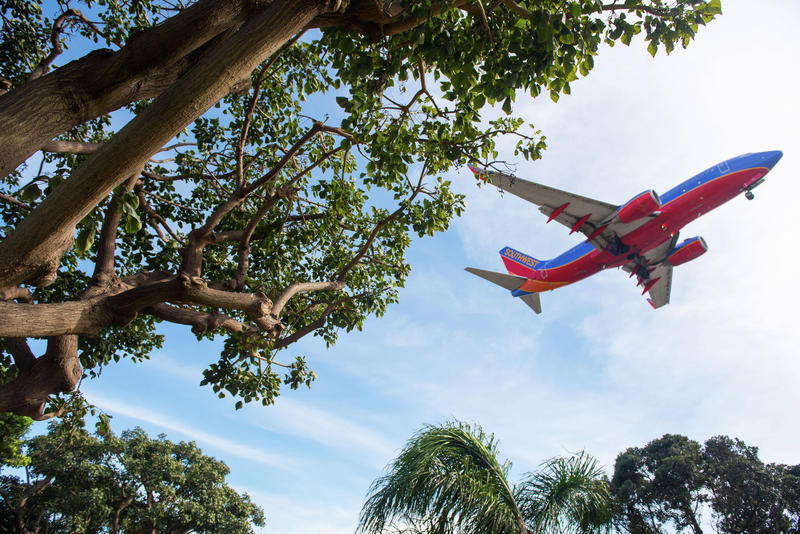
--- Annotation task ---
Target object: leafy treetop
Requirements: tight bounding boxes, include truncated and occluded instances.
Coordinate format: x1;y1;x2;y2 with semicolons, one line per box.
0;420;265;533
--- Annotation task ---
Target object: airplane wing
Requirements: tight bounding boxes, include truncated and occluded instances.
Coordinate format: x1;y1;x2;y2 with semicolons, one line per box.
472;167;644;252
621;233;679;308
644;263;673;309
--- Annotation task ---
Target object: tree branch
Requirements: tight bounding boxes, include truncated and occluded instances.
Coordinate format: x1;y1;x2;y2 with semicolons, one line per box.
0;273;285;338
40;140;103;155
336;162;427;282
91;175;138;288
243;121;324;195
0;193;31;211
383;0;472;36
143;303;256;335
271;281;346;317
272;303;336;350
0;285;32;302
0;335;81;418
235;67;268;187
0;0;324;288
134;183;185;246
29;9;104;81
4;338;36;372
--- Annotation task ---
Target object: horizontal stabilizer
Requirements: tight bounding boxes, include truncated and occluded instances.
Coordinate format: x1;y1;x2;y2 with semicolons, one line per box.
520;292;542;314
465;267;544;314
465;267;526;290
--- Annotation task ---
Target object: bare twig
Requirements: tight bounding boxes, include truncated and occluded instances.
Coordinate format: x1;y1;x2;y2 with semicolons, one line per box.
336;160;428;282
134;184;185;245
0;193;30;210
235;67;269;187
30;9;104;80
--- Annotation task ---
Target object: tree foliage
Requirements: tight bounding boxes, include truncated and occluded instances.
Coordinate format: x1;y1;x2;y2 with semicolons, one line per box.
358;420;611;534
0;421;265;533
610;433;800;533
0;411;31;467
0;0;721;418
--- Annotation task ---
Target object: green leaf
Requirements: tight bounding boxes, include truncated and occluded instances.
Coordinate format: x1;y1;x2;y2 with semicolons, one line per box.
647;41;658;57
20;183;41;202
125;213;142;234
75;226;96;254
704;0;722;15
559;32;575;45
502;97;512;115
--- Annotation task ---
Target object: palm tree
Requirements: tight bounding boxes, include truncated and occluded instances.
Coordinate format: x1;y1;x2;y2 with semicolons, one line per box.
357;421;611;534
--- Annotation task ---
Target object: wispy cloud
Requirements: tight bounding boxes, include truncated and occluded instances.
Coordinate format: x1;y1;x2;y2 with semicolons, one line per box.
248;397;399;468
89;394;297;471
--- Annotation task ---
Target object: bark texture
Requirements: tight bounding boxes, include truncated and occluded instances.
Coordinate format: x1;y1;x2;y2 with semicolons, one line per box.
0;0;255;179
0;0;324;288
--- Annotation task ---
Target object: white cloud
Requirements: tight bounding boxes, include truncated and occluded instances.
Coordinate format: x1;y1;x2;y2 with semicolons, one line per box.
89;394;298;471
239;488;361;534
325;0;800;475
248;397;398;468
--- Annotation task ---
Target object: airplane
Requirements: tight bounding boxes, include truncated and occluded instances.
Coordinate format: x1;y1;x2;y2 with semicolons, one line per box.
465;150;783;314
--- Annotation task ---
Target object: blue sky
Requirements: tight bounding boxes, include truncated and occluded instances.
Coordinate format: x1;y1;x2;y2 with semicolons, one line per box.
26;1;800;532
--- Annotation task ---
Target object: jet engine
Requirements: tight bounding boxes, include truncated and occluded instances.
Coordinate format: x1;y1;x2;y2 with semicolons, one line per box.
667;236;708;267
616;190;662;223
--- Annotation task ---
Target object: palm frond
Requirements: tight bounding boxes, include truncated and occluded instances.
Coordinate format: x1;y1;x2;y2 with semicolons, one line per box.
357;421;524;534
516;451;612;534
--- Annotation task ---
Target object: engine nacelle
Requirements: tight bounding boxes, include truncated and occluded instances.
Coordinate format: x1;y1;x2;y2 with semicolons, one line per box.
667;236;708;267
616;190;661;224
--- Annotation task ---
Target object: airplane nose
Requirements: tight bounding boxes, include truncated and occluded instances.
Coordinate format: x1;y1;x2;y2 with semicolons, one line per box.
761;150;783;169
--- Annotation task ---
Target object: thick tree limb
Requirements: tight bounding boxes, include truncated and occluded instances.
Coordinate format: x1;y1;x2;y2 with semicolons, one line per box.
271;281;346;317
0;335;81;418
0;0;257;180
0;285;32;302
40;140;104;155
144;303;255;336
0;273;284;338
91;176;138;289
4;338;36;372
0;0;325;289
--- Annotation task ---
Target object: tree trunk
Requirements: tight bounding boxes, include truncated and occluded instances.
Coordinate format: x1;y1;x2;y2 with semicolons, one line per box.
111;496;134;534
0;0;326;289
0;0;253;180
